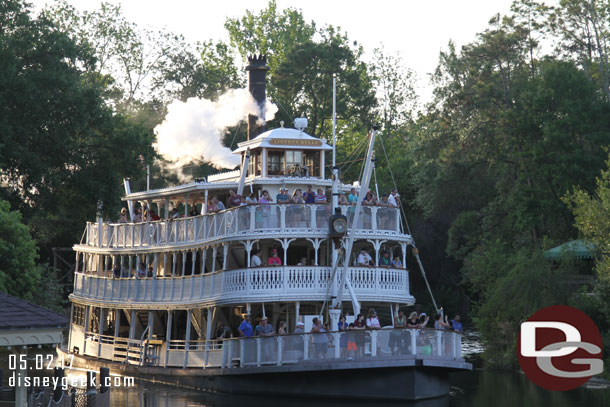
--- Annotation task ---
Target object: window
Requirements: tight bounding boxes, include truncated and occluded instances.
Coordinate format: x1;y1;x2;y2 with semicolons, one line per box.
73;305;86;326
304;151;321;177
268;151;284;176
248;151;260;176
286;150;303;176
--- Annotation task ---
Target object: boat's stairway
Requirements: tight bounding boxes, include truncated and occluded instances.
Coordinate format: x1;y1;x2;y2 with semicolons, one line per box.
112;338;144;365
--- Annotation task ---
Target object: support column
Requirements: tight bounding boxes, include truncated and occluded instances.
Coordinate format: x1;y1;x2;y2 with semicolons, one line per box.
164;311;172;367
211;247;217;273
114;309;121;338
191;251;196;275
181;251;187;277
203;190;209;215
184;309;192;367
172;253;177;276
204;307;214;367
98;308;106;355
223;244;229;270
129;310;137;341
275;238;295;266
295;302;300;323
201;248;207;274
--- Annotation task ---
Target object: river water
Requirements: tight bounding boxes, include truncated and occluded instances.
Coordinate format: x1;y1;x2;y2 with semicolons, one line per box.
2;330;609;406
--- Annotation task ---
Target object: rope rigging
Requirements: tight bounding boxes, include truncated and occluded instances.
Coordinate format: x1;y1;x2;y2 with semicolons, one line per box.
377;132;439;313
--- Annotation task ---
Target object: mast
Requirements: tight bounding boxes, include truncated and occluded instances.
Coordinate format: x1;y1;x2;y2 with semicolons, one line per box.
331;126;378;317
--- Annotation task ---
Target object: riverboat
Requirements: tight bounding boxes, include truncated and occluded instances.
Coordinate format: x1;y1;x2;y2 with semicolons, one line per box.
65;55;471;401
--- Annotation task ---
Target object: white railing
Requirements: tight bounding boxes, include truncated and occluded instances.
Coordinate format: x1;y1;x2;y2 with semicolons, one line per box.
82;204;404;249
81;328;463;369
71;266;411;305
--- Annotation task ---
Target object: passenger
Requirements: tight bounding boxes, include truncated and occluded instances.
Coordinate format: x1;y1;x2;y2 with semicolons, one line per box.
240;196;247;206
314;188;327;204
390;310;407;355
338;315;349;358
357;249;373;267
297;257;308;266
246;193;258;205
259;190;273;227
392;256;403;268
347;188;358;205
303;185;316;204
118;208;128;223
338;193;348;205
251;249;262;267
267;248;282;266
310;317;329;359
134;208;143;222
169;208;179;219
353;314;366;357
451;315;463;333
189;206;199;217
346;323;357;359
149;210;161;221
238;315;253;337
214;322;226;339
418;312;430;328
379;251;392;267
276;187;290;204
228;190;242;208
213;196;225;211
366;309;381;329
291;189;305;225
278;320;287;335
136;264;146;278
363;191;375;206
388;188;400;207
293;321;305;358
112;263;121;278
407;312;420;328
255;316;274;337
434;314;450;330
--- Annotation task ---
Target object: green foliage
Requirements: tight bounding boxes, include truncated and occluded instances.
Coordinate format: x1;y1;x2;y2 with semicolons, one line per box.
466;244;573;368
0;0;155;250
225;0;316;73
0;200;40;299
565;152;610;336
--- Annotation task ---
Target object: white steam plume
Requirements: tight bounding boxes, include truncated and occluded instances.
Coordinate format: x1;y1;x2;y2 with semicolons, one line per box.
154;89;278;176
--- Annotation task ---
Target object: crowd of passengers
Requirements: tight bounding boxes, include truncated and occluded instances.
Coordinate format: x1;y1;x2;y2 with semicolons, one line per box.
249;248;404;268
108;245;405;279
116;186;401;223
211;309;463;359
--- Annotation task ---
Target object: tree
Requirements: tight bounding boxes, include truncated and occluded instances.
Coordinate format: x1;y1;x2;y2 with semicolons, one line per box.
273;28;377;139
0;200;40;300
548;0;610;100
155;39;243;102
225;0;316;73
0;0;155;254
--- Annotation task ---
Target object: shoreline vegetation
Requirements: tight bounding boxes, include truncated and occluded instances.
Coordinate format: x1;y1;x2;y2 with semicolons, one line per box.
1;0;609;376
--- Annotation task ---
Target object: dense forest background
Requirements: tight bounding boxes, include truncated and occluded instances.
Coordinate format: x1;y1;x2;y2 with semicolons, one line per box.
1;0;609;372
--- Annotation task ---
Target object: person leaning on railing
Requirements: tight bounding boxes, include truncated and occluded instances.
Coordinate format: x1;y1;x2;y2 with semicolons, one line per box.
310;317;329;359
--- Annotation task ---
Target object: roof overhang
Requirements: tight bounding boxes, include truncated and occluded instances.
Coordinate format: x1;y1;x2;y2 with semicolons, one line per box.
122;181;239;202
234;128;332;154
0;327;64;347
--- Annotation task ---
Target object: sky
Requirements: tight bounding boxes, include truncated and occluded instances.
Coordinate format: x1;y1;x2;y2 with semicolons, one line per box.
30;0;518;102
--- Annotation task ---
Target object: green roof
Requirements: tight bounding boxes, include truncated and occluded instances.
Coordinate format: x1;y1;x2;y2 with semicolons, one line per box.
544;240;596;260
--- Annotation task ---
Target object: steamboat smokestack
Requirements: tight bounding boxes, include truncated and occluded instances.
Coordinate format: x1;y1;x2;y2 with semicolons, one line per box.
246;54;269;140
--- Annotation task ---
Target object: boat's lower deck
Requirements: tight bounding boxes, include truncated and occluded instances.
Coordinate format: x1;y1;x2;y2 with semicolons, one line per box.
61;347;471;401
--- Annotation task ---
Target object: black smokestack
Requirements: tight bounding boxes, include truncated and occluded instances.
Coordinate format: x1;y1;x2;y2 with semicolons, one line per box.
246;54;269;140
